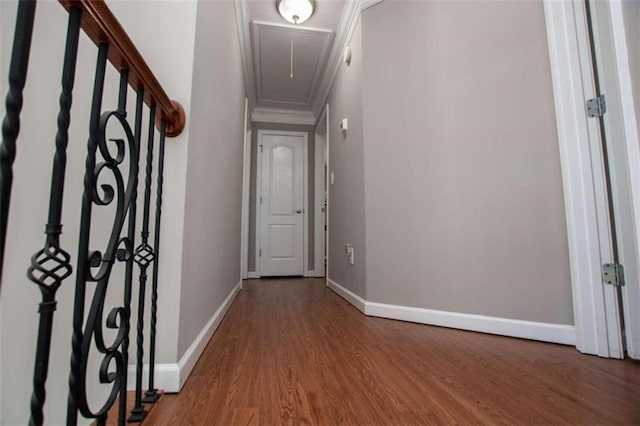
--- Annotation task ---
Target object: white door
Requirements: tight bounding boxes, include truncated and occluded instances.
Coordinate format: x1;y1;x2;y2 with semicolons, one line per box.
587;0;640;359
258;131;306;276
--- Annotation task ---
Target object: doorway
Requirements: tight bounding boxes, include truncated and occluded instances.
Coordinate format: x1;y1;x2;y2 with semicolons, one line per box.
256;130;308;276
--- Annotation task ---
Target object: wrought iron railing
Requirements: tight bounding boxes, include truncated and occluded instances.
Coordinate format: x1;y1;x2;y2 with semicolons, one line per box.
0;1;185;424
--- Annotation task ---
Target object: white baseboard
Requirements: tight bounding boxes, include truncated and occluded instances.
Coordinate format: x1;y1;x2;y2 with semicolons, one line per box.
247;271;259;279
127;363;180;393
128;280;242;393
177;280;242;390
327;278;366;313
328;279;575;346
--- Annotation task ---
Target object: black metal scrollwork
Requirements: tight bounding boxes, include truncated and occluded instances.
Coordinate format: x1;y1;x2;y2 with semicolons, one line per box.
68;47;141;426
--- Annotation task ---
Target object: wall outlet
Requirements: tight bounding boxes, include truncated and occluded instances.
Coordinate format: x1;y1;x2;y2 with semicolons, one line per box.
347;246;355;265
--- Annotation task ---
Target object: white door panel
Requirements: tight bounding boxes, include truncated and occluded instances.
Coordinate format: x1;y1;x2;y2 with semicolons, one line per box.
259;132;306;276
588;0;640;359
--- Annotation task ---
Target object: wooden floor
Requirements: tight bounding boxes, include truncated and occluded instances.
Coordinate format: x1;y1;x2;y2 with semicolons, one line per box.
144;278;640;425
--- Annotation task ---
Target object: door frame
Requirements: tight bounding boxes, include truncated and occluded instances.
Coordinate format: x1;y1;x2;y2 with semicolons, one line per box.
241;98;251;280
543;0;640;357
255;129;309;277
314;105;329;278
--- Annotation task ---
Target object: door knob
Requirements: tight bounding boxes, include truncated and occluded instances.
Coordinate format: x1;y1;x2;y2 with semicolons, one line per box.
296;209;302;214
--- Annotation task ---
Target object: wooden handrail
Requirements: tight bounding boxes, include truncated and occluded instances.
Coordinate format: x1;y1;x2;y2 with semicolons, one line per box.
58;0;186;137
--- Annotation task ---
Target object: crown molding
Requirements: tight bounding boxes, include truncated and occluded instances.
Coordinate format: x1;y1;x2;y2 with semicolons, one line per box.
234;0;256;110
312;0;362;117
251;107;316;125
361;0;383;11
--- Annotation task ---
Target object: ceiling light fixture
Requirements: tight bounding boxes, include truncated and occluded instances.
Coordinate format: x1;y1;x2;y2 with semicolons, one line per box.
276;0;315;25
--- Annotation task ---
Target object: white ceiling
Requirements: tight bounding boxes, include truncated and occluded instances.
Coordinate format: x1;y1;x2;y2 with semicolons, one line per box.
252;23;334;108
239;0;349;121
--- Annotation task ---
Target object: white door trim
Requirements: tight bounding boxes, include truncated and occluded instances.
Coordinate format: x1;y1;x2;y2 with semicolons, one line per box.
240;98;250;280
314;107;328;278
322;104;330;286
255;129;309;277
543;0;611;356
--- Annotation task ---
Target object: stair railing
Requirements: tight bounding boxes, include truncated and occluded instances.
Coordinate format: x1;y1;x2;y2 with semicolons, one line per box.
0;1;186;424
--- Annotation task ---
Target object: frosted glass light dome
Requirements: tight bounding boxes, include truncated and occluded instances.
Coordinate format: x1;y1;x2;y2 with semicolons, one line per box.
276;0;315;24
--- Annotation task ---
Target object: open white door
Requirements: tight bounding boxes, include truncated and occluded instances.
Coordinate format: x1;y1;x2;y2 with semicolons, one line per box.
258;130;307;276
587;0;640;359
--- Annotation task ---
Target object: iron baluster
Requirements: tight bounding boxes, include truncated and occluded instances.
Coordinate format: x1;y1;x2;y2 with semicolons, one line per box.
68;53;139;425
119;87;145;425
67;42;109;426
0;0;37;289
26;6;81;426
144;118;167;403
128;102;157;423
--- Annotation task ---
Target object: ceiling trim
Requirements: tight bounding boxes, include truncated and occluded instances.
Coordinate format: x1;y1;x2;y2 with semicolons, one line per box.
251;22;334;108
361;0;383;11
252;107;316;125
234;0;256;110
311;0;362;117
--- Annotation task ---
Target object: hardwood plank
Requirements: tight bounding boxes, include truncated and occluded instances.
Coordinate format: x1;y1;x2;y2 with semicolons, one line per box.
144;278;640;425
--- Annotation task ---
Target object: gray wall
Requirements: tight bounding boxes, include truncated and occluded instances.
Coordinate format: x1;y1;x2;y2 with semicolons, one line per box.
178;0;246;359
622;0;640;145
359;0;573;323
248;122;315;273
326;17;368;299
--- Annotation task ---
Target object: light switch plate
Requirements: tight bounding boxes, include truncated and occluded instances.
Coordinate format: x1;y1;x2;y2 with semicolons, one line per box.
340;118;348;134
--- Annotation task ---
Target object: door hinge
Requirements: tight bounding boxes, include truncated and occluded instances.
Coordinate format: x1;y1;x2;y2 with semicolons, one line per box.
259;249;262;257
260;196;263;204
603;263;625;286
260;144;263;153
587;95;607;117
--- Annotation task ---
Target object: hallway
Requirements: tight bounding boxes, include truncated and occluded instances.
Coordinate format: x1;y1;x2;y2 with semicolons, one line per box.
144;278;639;425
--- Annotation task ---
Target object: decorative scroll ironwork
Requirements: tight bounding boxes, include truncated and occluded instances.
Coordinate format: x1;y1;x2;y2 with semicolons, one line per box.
0;0;37;289
67;44;140;425
128;103;157;423
1;1;179;423
144;118;167;404
25;6;81;425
